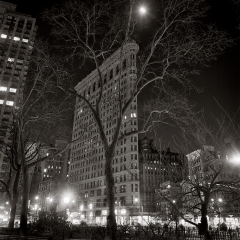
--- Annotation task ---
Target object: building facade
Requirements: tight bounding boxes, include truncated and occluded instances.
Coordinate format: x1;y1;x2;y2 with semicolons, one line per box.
69;42;139;224
0;1;37;191
32;140;70;212
139;137;186;214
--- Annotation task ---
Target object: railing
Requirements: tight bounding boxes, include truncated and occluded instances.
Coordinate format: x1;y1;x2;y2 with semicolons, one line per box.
70;226;240;240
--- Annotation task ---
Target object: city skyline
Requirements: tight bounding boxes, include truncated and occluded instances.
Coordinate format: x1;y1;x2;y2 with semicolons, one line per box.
0;0;239;237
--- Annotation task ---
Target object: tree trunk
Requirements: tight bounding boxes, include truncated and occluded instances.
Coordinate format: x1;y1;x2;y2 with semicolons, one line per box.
201;203;211;240
8;203;17;229
8;167;21;229
105;152;117;240
19;166;29;236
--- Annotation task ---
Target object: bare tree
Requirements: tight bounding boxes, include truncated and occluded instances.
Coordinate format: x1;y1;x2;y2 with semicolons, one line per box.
0;40;73;235
42;0;232;239
154;107;240;240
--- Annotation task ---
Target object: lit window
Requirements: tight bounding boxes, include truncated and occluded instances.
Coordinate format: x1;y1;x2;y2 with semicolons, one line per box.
0;87;7;91
44;169;47;172
6;101;13;106
13;37;20;41
22;38;28;43
0;100;3;104
133;113;137;117
7;58;14;62
124;115;127;119
9;88;17;93
1;34;7;39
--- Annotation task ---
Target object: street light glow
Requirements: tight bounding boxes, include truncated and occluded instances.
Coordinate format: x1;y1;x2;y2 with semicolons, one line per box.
139;6;147;15
35;196;39;200
64;197;70;204
231;154;240;164
218;198;223;203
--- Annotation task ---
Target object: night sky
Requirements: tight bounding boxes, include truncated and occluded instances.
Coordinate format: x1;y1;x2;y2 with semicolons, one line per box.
6;0;240;151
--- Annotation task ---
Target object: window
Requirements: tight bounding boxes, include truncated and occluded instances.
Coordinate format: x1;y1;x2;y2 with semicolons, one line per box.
120;185;126;193
122;59;127;69
8;58;14;62
116;65;120;75
104;74;107;84
9;88;17;93
13;37;20;41
110;69;113;79
1;34;7;39
0;87;7;91
22;38;28;43
6;101;14;106
97;189;101;196
120;196;126;206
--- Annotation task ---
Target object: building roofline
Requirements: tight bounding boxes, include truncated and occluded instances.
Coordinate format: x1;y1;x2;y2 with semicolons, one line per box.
74;42;139;92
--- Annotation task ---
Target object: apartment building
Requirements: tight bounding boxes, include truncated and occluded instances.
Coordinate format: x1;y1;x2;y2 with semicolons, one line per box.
0;1;37;187
69;42;139;224
32;140;70;211
139;137;185;214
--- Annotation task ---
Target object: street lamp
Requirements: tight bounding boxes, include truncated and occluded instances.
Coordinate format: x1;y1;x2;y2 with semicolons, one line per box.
63;197;70;204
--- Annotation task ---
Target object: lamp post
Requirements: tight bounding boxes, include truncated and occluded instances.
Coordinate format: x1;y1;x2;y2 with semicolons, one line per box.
212;198;223;232
218;198;223;233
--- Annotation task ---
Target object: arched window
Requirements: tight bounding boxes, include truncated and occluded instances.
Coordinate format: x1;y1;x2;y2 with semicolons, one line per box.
93;82;96;92
98;80;101;88
83;90;86;97
88;86;91;95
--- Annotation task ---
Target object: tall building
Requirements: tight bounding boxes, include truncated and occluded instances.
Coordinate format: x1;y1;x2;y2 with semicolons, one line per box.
31;140;70;212
69;42;139;224
0;1;37;188
138;137;185;214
